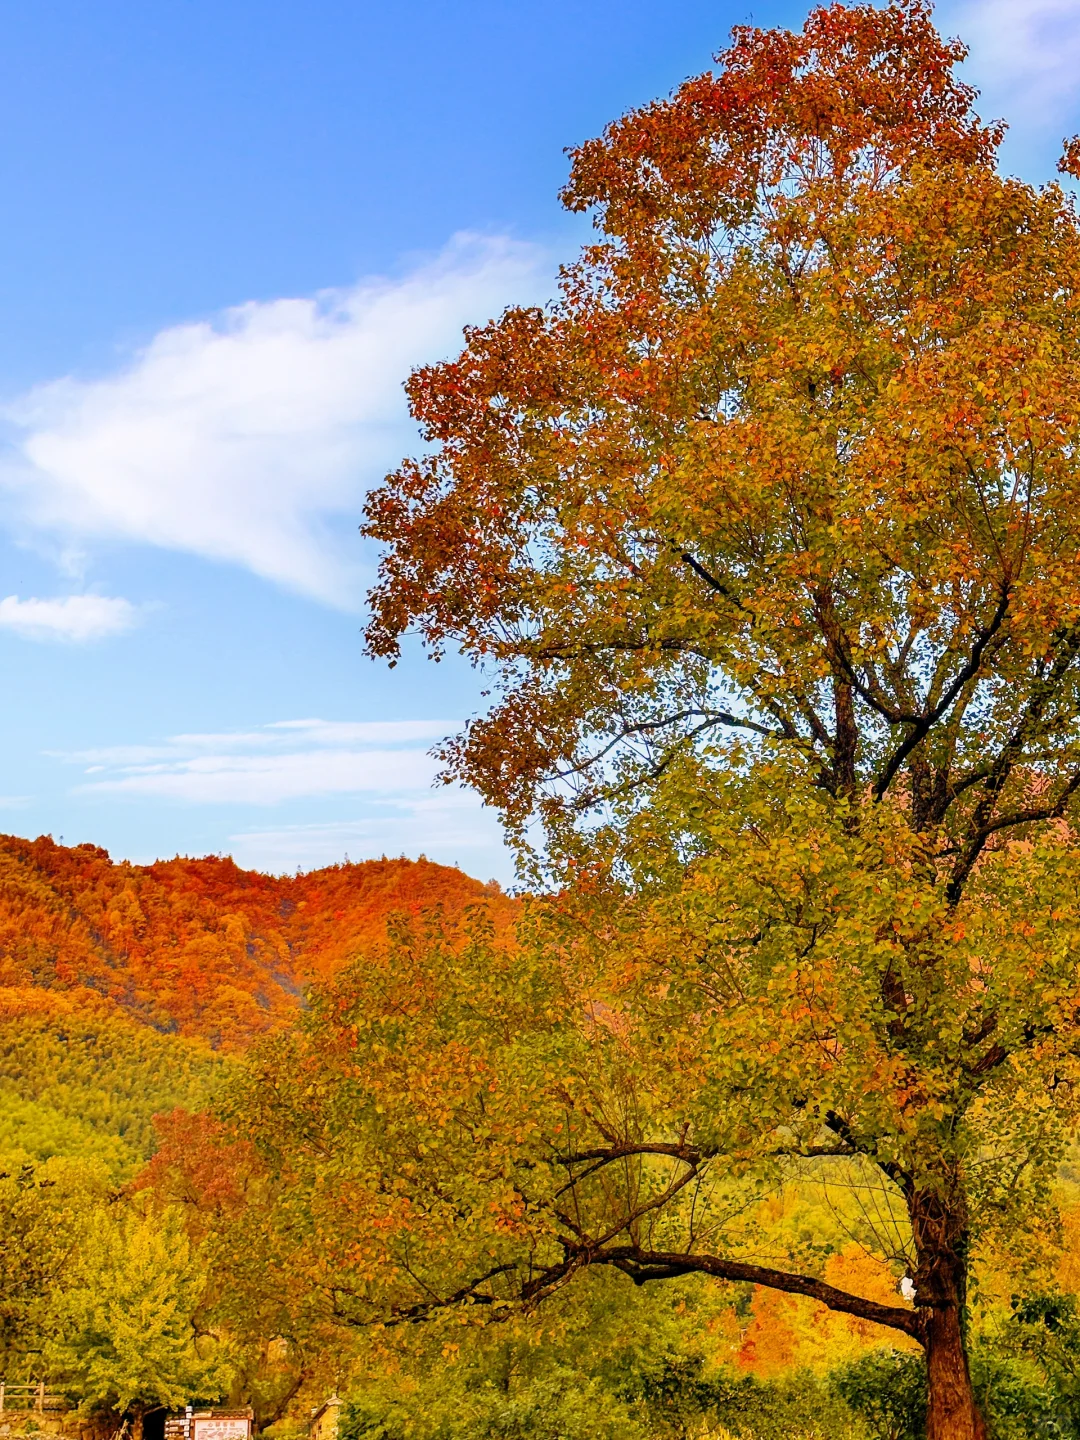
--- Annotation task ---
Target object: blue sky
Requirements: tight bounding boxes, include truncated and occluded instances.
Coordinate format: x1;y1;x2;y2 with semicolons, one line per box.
0;0;1075;884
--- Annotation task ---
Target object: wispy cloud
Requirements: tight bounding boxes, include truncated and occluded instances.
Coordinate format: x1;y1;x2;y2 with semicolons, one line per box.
944;0;1080;161
0;593;138;642
82;748;441;805
229;792;505;875
1;234;551;608
61;717;457;805
265;719;453;745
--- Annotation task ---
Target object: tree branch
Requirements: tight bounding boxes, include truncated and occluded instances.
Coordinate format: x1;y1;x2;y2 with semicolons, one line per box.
823;1110;911;1194
583;1245;921;1338
873;585;1012;801
678;549;750;614
947;766;1080;906
550;710;784;787
557;1142;705;1166
380;1263;517;1324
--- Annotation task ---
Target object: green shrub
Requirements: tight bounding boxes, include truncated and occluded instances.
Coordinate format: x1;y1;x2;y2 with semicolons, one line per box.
613;1354;863;1438
971;1296;1080;1439
830;1349;926;1440
828;1320;1080;1440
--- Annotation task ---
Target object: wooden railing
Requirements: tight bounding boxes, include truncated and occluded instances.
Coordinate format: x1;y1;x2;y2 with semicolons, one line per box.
0;1383;67;1413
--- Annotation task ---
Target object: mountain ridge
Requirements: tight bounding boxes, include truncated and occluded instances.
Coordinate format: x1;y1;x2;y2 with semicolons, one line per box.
0;834;515;1176
0;833;513;1048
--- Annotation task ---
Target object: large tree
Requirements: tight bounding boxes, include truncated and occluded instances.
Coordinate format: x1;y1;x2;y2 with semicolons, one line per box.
359;3;1080;1435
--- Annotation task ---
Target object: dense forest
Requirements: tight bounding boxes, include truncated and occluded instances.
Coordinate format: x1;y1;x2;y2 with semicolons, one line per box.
0;835;512;1178
1;835;1079;1438
0;834;511;1044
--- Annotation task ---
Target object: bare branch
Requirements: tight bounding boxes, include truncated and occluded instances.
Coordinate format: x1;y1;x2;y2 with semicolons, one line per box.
583;1245;921;1338
556;1142;705;1166
678;549;750;613
947;765;1080;906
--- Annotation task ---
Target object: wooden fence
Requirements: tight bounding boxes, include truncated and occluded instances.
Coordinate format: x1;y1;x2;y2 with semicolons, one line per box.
0;1383;67;1413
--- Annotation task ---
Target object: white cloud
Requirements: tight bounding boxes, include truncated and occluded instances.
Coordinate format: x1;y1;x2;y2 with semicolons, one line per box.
0;593;138;642
229;792;507;875
62;716;457;805
945;0;1080;156
60;717;454;768
1;234;551;607
84;747;441;805
50;716;513;880
265;718;452;745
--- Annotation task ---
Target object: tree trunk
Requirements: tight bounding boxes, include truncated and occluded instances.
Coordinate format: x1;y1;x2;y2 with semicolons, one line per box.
924;1299;986;1440
909;1185;987;1440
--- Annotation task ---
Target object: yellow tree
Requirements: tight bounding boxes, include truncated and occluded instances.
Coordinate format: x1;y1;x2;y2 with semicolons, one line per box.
358;3;1080;1435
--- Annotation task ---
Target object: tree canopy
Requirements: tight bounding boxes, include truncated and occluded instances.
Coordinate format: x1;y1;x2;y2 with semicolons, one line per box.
357;4;1080;1436
365;0;1080;886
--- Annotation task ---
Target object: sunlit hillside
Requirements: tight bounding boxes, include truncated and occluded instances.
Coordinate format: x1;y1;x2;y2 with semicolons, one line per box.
0;836;514;1177
0;833;513;1046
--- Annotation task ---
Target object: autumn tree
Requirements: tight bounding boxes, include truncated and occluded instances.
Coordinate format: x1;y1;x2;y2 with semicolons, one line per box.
0;1155;107;1374
44;1201;228;1432
135;1109;340;1430
364;2;1080;1436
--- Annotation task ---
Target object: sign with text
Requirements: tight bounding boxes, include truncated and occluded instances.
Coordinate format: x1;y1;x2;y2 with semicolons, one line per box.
194;1419;250;1440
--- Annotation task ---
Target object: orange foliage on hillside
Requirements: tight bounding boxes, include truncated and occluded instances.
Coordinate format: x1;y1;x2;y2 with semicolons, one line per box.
0;833;514;1048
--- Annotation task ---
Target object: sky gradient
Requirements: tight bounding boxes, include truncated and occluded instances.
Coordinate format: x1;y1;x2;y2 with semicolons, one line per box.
0;0;1076;884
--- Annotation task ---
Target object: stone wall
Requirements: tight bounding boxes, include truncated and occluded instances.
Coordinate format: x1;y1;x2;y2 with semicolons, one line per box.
0;1410;111;1440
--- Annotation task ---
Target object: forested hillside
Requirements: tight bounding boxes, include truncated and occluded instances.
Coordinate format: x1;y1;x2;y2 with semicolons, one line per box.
0;835;512;1178
0;995;223;1177
0;833;512;1045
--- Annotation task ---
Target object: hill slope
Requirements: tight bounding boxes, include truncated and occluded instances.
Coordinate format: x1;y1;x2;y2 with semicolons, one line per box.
0;834;512;1046
0;836;514;1175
